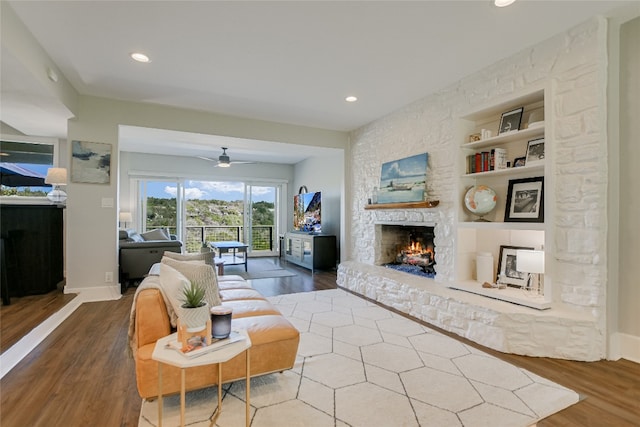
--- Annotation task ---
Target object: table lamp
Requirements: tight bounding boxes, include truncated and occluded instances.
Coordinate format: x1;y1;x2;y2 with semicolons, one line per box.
119;211;133;228
516;249;545;294
44;168;67;204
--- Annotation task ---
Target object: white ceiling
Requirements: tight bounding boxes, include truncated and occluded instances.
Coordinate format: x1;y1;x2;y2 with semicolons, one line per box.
2;1;635;163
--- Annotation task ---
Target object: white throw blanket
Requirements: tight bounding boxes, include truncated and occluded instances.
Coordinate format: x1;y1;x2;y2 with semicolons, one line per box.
127;275;177;356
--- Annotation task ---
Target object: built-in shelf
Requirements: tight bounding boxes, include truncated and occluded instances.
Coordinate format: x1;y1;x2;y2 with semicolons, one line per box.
449;281;551;310
457;221;545;231
365;200;440;210
461;126;545;150
455;89;550;307
461;163;544;178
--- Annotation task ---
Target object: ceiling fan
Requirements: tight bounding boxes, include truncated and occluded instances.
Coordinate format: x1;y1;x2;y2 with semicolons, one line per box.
198;147;255;168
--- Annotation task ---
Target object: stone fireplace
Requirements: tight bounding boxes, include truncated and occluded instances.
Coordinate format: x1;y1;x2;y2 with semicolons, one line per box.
340;18;609;362
375;223;436;278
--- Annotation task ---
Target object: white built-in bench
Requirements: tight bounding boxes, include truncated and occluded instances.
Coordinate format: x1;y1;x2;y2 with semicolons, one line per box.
337;261;601;361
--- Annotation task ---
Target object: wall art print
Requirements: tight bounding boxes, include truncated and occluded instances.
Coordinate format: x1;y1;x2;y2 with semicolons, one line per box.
71;140;112;184
377;152;428;204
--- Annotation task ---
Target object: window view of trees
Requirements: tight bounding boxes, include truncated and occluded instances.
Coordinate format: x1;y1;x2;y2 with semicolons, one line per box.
146;197;275;253
1;140;54;197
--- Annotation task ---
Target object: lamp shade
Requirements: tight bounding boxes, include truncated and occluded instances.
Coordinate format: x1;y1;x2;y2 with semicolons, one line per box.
516;250;545;274
45;168;67;185
119;212;133;223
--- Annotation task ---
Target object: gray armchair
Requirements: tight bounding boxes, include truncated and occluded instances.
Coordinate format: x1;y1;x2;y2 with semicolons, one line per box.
118;228;182;290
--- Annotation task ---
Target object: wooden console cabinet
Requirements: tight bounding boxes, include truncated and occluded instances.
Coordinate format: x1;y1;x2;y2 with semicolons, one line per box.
284;232;336;272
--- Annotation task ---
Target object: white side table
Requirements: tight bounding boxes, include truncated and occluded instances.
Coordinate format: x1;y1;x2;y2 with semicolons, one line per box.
152;330;252;427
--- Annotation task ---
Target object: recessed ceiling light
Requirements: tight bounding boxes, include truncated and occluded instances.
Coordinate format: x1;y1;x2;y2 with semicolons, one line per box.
494;0;516;7
130;52;151;63
345;96;358;103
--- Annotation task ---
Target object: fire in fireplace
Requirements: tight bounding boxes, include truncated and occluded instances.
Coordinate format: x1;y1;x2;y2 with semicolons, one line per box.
376;224;436;278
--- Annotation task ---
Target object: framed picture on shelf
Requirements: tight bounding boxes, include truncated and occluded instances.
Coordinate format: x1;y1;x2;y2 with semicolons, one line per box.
497;245;534;287
525;138;545;166
513;156;526;167
498;107;524;134
504;176;544;222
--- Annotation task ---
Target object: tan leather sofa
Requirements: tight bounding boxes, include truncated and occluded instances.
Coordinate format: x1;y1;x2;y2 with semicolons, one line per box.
132;274;300;399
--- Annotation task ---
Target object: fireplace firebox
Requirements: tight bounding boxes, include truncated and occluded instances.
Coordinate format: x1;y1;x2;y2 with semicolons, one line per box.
375;224;436;278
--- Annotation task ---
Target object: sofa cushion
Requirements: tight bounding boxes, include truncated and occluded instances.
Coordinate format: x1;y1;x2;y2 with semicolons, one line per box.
222;299;281;318
161;256;222;307
141;228;170;241
158;263;191;325
220;288;266;301
163;250;215;266
135;314;300;398
218;280;252;291
217;274;246;282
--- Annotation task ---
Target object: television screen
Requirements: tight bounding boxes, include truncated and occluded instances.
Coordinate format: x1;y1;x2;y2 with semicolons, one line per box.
293;191;321;233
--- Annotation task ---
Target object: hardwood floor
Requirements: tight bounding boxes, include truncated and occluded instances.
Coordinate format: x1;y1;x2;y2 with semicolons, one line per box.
1;262;638;426
0;289;77;353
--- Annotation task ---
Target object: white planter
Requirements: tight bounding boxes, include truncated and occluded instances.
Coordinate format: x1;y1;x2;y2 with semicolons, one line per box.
179;304;210;332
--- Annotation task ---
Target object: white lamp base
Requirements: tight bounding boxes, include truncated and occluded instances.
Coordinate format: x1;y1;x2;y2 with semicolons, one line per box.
47;187;67;204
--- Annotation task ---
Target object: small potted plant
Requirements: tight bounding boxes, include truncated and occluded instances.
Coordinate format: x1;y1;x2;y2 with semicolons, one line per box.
178;282;210;333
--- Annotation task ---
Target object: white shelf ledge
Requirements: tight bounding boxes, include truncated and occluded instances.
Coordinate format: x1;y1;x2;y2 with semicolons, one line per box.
461;163;544;178
461;126;545;150
449;281;551;310
457;221;545;231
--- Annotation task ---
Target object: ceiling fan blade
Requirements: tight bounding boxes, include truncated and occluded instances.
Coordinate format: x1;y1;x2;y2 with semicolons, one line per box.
200;148;257;167
197;156;218;162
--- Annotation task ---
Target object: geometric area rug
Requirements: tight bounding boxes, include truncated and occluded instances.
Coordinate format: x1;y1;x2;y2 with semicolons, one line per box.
139;289;579;427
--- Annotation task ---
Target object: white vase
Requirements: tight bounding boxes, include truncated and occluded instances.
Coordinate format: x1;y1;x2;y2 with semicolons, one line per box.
179;303;210;332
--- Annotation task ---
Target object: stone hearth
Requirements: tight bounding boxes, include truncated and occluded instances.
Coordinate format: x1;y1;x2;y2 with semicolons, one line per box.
337;261;600;361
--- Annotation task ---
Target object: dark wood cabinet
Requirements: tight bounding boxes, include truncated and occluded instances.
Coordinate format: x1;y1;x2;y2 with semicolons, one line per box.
1;204;64;297
284;233;336;272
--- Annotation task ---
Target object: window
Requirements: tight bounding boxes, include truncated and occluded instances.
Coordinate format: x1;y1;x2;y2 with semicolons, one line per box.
134;177;283;255
0;138;57;198
139;180;180;237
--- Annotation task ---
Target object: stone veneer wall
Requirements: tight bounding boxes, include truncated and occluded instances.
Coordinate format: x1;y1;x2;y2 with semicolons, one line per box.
340;17;608;360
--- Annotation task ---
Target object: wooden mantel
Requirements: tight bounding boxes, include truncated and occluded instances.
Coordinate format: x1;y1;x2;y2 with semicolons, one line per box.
364;200;439;210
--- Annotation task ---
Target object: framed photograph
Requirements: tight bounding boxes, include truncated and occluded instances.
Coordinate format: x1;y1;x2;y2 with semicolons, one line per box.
497;245;534;287
525;138;545;166
71;140;112;184
498;107;524;134
504;176;544;222
513;156;526;167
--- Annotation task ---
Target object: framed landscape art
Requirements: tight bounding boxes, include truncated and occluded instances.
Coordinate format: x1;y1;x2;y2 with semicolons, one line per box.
377;152;428;204
71;140;112;184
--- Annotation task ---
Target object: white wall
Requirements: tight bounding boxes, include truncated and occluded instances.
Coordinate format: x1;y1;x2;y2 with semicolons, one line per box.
617;16;640;360
292;153;344;258
64;95;347;300
120;151;295;215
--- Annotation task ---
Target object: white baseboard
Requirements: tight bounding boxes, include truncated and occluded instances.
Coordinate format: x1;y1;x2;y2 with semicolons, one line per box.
64;283;122;302
1;284;123;379
609;332;640;363
0;294;83;379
